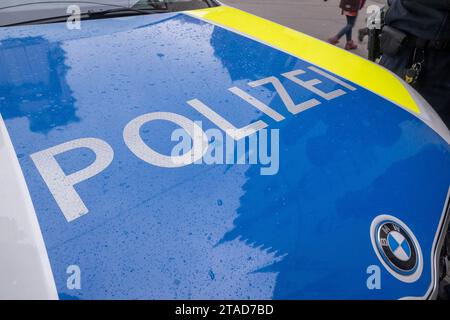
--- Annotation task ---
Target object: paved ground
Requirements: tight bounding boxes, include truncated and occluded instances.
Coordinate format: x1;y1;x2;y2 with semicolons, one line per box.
221;0;386;58
2;0;385;58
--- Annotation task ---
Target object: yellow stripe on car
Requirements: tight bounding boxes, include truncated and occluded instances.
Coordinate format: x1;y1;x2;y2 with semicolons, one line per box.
187;6;420;114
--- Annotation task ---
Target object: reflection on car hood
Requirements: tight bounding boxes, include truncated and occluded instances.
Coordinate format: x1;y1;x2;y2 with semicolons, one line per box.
0;10;449;299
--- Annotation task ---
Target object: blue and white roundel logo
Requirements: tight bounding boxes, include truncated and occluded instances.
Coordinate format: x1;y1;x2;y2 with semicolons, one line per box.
387;231;411;261
370;215;423;283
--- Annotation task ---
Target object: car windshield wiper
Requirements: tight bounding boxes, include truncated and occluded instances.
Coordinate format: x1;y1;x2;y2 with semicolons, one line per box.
0;2;170;27
0;1;164;11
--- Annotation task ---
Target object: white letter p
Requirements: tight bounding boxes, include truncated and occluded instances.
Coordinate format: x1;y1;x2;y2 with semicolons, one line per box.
31;138;114;222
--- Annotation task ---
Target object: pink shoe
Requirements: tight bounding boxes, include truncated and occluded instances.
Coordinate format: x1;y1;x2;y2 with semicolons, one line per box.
345;40;358;50
327;36;339;45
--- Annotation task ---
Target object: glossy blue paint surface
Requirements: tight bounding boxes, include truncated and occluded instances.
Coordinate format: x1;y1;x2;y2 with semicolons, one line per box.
1;13;449;299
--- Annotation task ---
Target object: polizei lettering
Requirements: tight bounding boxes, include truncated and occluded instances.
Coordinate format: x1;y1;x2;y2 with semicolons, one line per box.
31;67;356;222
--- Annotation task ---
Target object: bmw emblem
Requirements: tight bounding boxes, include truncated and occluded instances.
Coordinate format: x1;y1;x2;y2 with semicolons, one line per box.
370;215;423;283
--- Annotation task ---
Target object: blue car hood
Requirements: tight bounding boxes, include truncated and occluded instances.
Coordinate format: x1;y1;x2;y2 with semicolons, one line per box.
0;12;449;299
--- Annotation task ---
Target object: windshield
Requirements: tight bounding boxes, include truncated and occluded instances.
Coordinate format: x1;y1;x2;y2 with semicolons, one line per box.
0;0;217;26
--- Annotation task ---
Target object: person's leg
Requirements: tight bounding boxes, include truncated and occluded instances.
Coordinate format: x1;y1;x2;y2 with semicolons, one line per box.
416;49;450;127
329;15;353;44
345;15;357;42
336;24;351;40
344;15;358;49
380;48;450;128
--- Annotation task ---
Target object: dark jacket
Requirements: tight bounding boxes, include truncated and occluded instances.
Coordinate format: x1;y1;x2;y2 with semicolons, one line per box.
385;0;450;41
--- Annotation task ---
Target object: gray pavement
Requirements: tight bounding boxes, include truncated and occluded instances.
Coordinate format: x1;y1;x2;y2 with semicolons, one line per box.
1;0;386;58
221;0;387;58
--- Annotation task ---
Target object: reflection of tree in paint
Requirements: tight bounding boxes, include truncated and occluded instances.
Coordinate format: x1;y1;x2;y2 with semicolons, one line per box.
218;109;406;299
0;36;78;133
210;26;297;81
209;25;410;298
210;25;313;298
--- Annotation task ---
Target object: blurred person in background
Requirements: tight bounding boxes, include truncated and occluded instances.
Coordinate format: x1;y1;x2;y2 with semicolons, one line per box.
326;0;367;50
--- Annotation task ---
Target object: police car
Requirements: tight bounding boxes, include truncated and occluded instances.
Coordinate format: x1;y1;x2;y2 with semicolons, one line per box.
0;0;449;300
